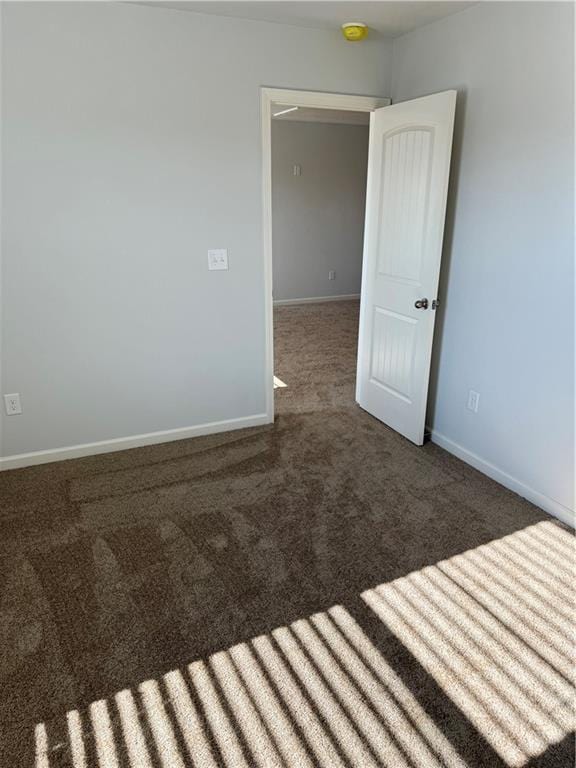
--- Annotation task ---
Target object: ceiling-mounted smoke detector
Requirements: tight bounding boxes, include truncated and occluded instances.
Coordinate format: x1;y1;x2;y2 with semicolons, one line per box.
341;22;368;42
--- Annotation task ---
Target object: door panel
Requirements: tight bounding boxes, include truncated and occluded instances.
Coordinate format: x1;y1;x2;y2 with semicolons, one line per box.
378;128;433;284
356;91;456;445
370;308;416;402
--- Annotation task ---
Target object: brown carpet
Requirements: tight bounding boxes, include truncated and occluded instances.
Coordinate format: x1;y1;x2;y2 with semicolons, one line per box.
0;300;573;767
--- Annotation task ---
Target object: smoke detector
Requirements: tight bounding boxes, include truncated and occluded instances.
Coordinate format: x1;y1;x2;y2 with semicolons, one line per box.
341;22;368;42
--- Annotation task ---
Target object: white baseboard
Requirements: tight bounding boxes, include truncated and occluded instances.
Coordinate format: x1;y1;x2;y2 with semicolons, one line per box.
430;429;575;529
0;413;272;472
274;294;360;306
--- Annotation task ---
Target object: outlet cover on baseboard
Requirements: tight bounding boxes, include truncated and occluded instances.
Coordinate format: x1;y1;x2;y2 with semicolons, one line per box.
467;389;480;413
4;393;22;415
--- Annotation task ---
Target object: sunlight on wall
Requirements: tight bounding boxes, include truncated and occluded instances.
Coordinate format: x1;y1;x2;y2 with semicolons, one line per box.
362;521;575;767
34;520;574;768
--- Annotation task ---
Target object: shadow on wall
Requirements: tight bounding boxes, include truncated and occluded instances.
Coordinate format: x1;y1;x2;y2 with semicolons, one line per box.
427;87;468;431
34;521;574;768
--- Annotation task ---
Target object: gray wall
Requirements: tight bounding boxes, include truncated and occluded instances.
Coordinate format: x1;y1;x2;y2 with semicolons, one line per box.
272;120;369;301
0;2;390;456
2;2;573;518
392;1;575;513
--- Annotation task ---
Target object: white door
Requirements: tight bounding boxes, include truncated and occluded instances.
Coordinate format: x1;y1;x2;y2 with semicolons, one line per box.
356;90;456;445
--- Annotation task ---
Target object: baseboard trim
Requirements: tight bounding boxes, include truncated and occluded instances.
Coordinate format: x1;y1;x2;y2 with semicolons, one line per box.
274;294;360;306
0;413;272;472
430;428;574;528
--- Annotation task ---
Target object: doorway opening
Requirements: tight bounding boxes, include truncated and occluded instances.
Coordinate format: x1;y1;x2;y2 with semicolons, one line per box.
272;103;371;417
261;88;456;446
261;89;390;424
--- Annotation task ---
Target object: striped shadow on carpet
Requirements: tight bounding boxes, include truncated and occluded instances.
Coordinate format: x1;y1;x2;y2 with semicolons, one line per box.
34;520;574;767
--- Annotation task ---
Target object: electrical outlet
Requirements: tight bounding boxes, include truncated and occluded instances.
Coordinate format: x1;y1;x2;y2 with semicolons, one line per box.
467;389;480;413
4;393;22;415
208;249;228;271
328;270;336;280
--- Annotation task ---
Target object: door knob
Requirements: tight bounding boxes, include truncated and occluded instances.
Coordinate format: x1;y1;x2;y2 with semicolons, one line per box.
414;298;429;309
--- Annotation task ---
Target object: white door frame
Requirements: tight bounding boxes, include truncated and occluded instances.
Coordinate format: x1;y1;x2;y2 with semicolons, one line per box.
261;87;391;421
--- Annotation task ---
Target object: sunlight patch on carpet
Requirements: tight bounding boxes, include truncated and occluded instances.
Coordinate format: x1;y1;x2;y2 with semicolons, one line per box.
33;520;574;768
362;520;575;768
35;610;466;767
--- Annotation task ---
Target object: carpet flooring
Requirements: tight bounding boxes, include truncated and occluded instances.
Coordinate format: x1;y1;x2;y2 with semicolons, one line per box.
0;300;573;767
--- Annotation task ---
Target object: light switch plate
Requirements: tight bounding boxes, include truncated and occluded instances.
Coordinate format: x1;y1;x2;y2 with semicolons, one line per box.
208;249;228;271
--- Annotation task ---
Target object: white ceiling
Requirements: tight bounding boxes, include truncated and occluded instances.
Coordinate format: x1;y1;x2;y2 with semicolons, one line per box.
272;105;370;126
137;2;476;39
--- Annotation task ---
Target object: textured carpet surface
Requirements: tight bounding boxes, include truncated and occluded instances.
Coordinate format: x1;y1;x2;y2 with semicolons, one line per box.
0;300;573;767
